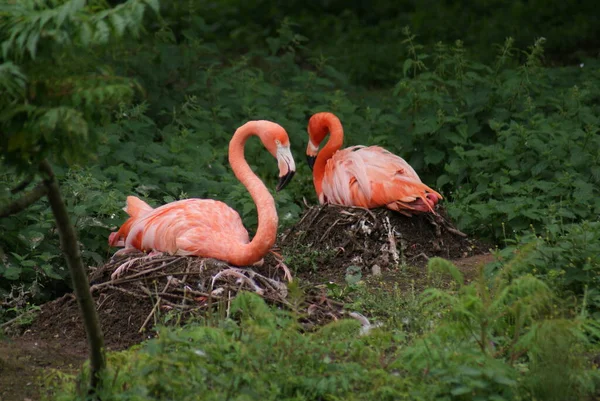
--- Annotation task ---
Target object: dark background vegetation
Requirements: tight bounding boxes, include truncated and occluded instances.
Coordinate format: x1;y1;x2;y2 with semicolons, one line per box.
2;0;600;399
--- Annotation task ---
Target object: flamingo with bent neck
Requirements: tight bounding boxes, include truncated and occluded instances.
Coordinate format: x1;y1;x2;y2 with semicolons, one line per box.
305;112;442;216
108;120;296;279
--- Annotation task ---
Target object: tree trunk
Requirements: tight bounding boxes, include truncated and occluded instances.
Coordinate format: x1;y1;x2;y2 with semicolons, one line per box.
39;160;106;392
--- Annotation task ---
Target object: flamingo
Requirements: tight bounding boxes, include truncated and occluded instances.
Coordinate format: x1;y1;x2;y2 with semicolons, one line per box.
305;112;442;216
108;120;296;278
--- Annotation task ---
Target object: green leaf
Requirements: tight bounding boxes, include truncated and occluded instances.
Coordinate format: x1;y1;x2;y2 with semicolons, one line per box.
402;59;413;77
450;386;472;396
144;0;160;13
94;20;110;44
110;13;127;36
2;265;22;280
424;148;445;165
26;31;40;59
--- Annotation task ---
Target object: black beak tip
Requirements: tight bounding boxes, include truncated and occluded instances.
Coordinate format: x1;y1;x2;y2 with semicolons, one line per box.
306;155;316;170
276;170;295;192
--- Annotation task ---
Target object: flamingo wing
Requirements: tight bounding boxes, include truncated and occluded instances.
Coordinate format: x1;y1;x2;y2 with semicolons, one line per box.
115;197;250;261
321;146;442;213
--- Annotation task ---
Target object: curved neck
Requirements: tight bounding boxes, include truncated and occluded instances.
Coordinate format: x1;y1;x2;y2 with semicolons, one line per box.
228;123;278;265
313;115;344;196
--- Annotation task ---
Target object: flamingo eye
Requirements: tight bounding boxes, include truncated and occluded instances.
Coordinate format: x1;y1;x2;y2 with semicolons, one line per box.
275;139;281;145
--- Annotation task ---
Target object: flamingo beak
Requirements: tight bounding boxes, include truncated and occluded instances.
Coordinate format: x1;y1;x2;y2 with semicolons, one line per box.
306;139;319;171
276;145;296;192
306;155;316;170
277;170;295;192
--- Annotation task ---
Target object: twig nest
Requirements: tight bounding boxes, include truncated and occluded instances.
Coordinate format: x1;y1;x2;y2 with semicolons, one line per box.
17;251;346;351
280;204;483;277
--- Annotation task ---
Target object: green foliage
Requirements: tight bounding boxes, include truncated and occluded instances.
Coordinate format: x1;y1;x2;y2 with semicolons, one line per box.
173;0;600;86
0;0;157;171
385;34;600;240
50;292;412;401
47;284;600;400
488;221;600;318
400;258;599;400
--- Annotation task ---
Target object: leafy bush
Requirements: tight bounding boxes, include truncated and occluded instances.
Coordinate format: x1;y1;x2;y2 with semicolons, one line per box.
404;258;599;400
47;283;600;400
488;221;600;318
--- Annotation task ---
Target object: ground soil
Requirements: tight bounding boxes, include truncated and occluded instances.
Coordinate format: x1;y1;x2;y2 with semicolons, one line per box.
0;336;85;401
1;205;494;401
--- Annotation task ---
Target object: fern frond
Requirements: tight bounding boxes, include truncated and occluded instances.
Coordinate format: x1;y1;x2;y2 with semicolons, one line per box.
0;62;27;102
0;0;158;61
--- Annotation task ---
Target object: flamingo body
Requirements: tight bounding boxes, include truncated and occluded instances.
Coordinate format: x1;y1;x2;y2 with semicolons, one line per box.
307;112;442;215
109;197;252;262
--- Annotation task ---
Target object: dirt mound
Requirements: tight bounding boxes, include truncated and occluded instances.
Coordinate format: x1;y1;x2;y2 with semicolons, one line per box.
17;251;342;353
280;204;488;283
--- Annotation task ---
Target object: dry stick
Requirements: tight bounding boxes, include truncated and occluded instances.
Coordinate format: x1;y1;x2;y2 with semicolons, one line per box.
409;252;430;262
433;213;468;237
102;284;148;299
281;205;321;243
91;258;187;291
384;216;400;264
0;311;38;329
139;278;173;333
93;269;237;291
319;218;342;242
39;160;105;393
96;293;114;311
305;204;327;228
226;290;232;319
111;256;181;280
178;261;192;311
105;255;178;270
445;226;468;238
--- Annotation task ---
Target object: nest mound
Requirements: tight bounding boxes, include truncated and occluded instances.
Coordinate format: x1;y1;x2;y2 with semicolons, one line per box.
281;204;486;282
20;252;343;352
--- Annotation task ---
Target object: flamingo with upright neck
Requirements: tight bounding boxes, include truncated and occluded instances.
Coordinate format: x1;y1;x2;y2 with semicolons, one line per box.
305;112;441;215
108;120;296;277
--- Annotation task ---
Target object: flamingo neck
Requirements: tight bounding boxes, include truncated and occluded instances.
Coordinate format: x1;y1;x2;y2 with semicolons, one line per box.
313;115;344;199
228;123;278;265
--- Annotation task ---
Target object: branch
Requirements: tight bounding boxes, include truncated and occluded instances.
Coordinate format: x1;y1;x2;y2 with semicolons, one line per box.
11;175;34;194
0;181;47;218
39;159;106;394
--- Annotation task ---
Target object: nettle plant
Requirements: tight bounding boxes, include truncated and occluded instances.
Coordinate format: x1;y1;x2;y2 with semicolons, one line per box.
379;31;600;241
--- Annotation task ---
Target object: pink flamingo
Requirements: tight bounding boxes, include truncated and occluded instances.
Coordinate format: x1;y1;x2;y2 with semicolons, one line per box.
306;112;442;216
108;120;296;278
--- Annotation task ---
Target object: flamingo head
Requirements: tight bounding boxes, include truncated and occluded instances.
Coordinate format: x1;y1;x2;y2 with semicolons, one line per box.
306;112;337;170
257;121;296;192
